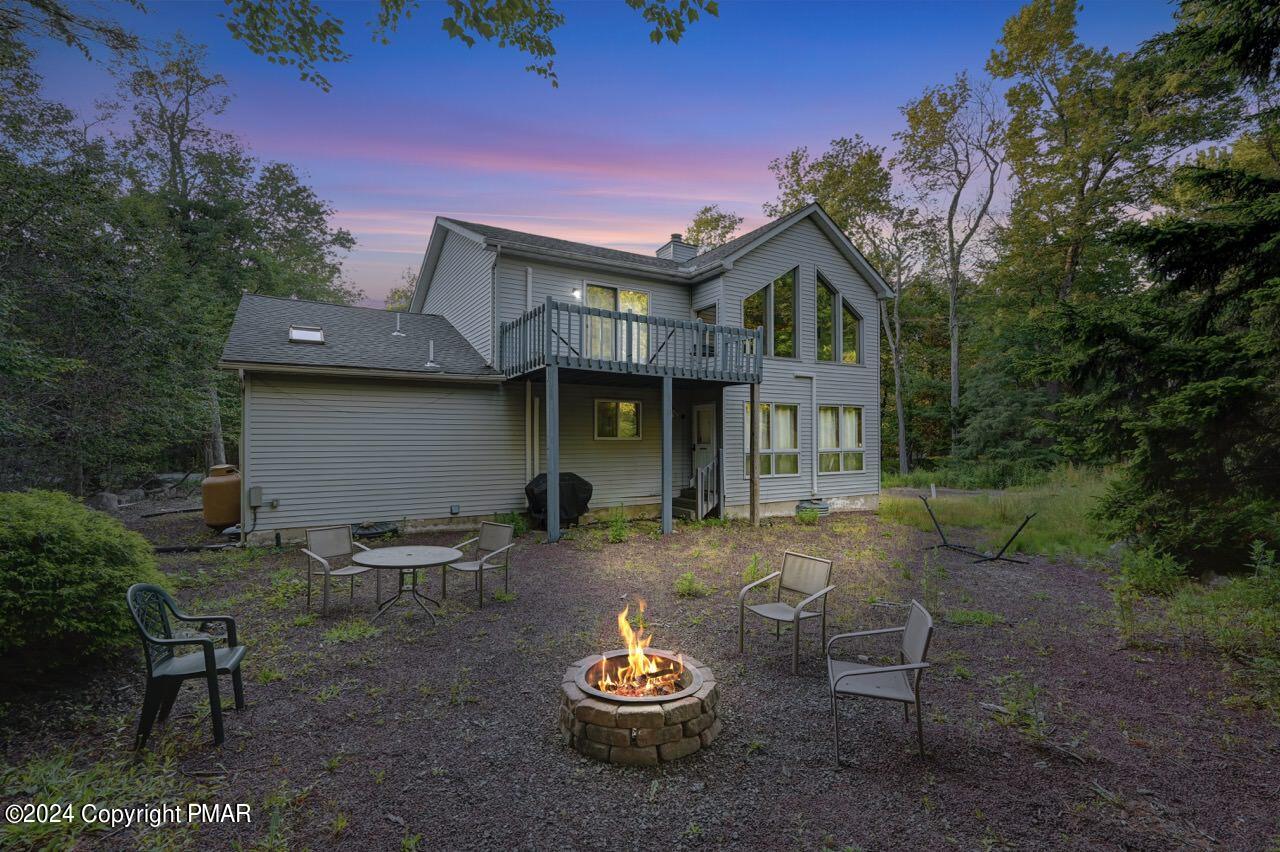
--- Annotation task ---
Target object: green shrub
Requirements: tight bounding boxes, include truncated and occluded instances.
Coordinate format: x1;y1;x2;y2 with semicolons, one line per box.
607;507;629;543
1155;543;1280;713
1119;548;1186;596
795;508;820;526
674;571;710;598
1249;539;1279;582
0;490;165;670
741;553;770;586
494;512;529;536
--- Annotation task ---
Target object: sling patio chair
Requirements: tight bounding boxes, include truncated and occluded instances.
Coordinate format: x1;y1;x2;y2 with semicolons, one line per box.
827;599;934;765
737;551;835;674
302;525;379;616
442;521;515;608
126;583;246;748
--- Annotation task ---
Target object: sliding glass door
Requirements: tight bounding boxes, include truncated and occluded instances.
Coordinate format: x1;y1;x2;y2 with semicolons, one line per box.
586;284;649;363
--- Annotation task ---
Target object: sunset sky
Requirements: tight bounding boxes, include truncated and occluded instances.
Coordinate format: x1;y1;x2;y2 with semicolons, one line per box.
37;1;1175;304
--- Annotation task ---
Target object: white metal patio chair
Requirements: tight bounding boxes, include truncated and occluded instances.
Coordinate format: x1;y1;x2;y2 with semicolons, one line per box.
442;522;515;608
738;551;835;674
827;599;934;765
301;525;378;616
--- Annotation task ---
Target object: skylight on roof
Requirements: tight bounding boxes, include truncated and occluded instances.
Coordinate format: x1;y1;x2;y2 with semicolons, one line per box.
288;325;324;344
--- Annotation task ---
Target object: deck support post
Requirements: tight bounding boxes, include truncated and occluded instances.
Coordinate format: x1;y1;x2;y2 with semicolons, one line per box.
661;375;673;535
546;365;560;542
749;380;760;526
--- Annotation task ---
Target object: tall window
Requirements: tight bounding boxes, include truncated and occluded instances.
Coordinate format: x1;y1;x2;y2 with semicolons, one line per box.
818;405;864;472
842;301;860;364
586;284;649;362
741;268;797;358
816;277;836;362
743;402;799;477
595;399;641;440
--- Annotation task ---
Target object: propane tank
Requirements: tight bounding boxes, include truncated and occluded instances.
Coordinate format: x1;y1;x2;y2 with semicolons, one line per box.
201;464;242;529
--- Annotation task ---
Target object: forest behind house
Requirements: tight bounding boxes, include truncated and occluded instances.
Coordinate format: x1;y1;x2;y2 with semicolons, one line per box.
2;0;1278;579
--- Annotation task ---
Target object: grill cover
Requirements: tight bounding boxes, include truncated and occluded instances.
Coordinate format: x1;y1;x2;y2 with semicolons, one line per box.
525;472;593;530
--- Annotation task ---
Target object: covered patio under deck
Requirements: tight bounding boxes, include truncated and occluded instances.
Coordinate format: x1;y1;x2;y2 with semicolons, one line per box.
500;297;765;541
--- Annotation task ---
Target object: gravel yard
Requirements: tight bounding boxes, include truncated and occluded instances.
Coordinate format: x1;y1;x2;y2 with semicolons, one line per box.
3;509;1278;850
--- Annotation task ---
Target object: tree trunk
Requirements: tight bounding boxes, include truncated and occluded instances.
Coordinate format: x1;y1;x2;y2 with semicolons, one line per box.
880;298;911;475
948;273;960;455
894;348;910;475
207;383;226;469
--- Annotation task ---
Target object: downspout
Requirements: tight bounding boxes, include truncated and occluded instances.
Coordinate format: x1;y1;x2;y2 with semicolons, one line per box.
525;265;534;482
238;369;248;545
795;371;817;497
489;245;501;366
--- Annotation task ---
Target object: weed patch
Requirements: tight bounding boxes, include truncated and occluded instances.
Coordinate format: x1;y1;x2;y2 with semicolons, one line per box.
674;571;711;598
322;619;382;643
1;746;200;849
494;512;529;536
741;554;771;587
946;609;1005;628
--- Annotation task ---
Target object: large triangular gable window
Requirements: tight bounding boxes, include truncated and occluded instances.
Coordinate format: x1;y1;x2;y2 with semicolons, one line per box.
816;270;861;365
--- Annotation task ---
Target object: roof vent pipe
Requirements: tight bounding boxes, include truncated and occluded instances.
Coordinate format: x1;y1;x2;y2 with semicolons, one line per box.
392;313;406;337
424;339;442;372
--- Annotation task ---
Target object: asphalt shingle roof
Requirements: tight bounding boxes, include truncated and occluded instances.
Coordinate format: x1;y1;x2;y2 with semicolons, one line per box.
678;217;784;270
440;216;776;274
220;294;495;376
441;218;684;271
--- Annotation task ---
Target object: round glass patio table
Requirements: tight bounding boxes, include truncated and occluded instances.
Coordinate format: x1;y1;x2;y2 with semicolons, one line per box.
352;545;462;623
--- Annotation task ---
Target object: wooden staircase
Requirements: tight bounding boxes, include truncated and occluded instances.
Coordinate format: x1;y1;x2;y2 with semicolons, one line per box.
672;487;700;520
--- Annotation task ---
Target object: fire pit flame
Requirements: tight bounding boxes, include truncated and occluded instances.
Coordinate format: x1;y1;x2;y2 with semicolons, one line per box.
595;600;685;698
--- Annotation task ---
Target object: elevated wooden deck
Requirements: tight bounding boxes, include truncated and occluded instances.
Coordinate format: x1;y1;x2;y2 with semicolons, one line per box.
499;297;763;384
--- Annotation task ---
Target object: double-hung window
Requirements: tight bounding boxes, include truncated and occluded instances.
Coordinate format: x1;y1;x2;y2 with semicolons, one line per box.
595;399;641;440
818;405;864;472
742;268;797;358
743;402;799;477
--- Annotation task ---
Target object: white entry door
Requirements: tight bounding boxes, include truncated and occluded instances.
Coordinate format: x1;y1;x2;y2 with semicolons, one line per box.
691;403;717;479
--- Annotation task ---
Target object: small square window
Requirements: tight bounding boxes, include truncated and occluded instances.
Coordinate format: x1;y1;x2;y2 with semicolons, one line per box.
288;325;324;344
595;399;641;440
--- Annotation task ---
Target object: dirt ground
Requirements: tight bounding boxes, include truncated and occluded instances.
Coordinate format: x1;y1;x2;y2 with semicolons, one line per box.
3;509;1278;851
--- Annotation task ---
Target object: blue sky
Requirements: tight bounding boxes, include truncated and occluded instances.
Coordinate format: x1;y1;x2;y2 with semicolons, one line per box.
37;1;1178;303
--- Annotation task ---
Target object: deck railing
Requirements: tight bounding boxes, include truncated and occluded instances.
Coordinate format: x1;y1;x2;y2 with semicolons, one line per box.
499;296;764;383
695;449;724;520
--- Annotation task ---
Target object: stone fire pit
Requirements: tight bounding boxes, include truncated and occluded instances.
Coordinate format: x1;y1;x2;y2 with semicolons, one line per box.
559;652;721;765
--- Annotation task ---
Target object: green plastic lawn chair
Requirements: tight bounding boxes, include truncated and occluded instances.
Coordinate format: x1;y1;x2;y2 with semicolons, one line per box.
126;583;246;748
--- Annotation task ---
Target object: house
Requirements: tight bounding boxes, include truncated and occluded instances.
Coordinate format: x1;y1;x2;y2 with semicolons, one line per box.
218;202;891;545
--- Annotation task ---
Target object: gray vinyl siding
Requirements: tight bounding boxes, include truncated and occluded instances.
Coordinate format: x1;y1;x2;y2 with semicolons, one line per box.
718;217;881;507
496;257;694;328
533;382;692;507
243;374;526;531
691;275;722;319
423;231;495;363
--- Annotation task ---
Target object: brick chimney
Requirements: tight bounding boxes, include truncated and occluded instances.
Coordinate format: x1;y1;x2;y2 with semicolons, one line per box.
656;232;698;263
